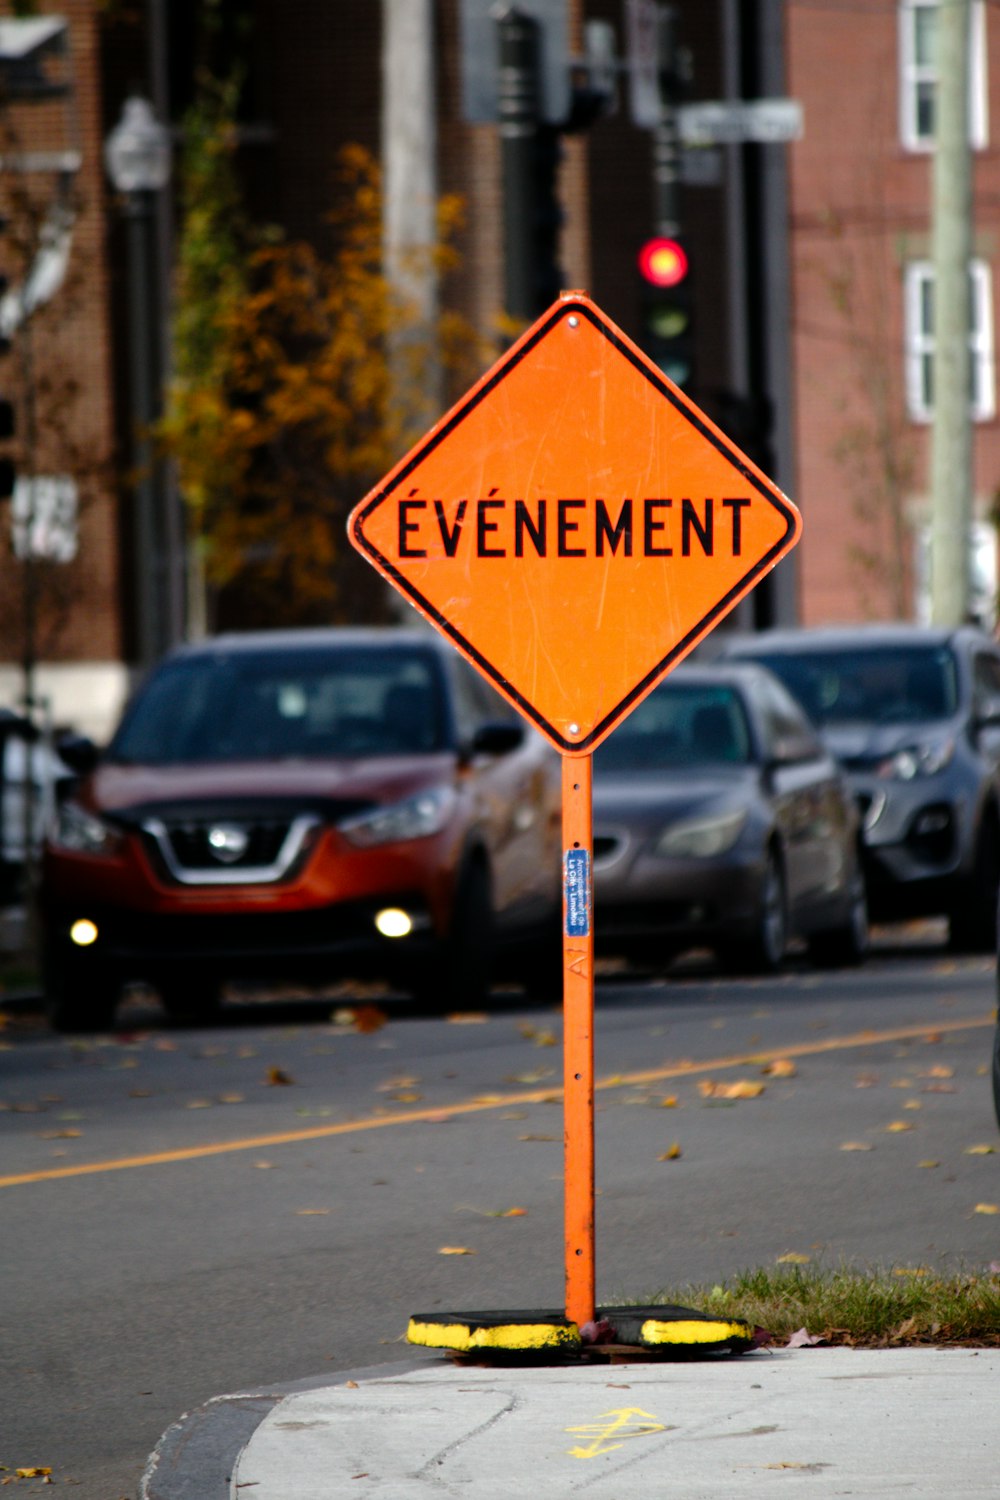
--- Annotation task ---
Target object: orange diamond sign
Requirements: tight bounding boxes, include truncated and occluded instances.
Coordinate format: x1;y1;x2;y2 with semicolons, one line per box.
349;292;801;754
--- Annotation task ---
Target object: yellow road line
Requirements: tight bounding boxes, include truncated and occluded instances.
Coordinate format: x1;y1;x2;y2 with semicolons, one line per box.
1;1014;993;1189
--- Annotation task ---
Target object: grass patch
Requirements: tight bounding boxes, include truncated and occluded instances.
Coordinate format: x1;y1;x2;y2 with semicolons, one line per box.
646;1263;1000;1347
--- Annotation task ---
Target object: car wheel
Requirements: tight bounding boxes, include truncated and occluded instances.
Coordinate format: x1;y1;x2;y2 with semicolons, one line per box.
725;850;786;974
948;817;1000;954
44;952;119;1034
807;863;869;968
156;975;223;1027
415;859;495;1010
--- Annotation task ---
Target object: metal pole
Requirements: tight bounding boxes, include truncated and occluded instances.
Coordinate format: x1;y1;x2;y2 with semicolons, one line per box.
929;0;973;626
125;188;162;666
562;753;595;1328
497;8;541;324
382;0;441;423
652;4;681;237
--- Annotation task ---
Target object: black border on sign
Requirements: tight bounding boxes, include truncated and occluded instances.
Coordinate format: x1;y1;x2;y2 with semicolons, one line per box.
352;299;798;754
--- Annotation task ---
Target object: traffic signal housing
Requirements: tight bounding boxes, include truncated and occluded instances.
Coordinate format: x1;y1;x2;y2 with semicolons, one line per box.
637;235;694;389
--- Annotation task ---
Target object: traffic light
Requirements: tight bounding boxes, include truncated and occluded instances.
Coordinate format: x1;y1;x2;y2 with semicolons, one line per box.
637;235;694;389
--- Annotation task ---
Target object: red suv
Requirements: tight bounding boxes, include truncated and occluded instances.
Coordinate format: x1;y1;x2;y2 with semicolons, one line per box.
41;629;561;1030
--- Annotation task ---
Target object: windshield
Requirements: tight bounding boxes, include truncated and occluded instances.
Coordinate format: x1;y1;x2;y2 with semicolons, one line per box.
596;683;752;772
752;646;958;726
108;646;449;765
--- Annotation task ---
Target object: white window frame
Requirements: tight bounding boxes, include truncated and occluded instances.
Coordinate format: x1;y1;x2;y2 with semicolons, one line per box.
899;0;988;152
904;259;996;423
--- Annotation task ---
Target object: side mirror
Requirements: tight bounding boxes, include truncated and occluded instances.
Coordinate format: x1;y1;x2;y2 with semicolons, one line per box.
56;733;100;775
469;722;524;757
975;693;1000;728
769;732;822;767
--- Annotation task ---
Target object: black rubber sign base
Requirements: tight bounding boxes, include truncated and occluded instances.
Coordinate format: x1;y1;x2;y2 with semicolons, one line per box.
407;1306;754;1360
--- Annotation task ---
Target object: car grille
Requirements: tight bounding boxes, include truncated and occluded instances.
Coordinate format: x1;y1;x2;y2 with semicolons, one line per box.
167;820;291;870
130;797;375;887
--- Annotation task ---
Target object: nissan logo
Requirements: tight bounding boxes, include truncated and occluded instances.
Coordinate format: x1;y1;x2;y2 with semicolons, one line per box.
206;823;250;864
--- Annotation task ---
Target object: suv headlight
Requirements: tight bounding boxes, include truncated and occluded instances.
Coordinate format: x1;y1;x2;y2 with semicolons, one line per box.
339;787;457;847
877;738;954;781
50;801;123;856
655;809;748;859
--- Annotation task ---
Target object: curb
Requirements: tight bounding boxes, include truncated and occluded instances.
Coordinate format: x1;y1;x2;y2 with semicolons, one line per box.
139;1360;432;1500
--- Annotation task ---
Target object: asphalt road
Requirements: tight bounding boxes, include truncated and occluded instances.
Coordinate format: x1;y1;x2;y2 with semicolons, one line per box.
2;937;998;1499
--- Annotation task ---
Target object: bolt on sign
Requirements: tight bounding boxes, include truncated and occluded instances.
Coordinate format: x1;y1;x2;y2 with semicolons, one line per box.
349;292;800;754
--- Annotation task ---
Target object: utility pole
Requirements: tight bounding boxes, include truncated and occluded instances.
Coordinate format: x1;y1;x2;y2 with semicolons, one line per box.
929;0;972;626
382;0;441;424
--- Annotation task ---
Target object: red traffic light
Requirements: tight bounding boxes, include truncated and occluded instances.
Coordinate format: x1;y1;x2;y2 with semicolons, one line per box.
637;237;688;289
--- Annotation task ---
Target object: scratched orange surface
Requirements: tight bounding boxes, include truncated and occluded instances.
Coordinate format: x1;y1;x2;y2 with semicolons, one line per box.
350;293;801;754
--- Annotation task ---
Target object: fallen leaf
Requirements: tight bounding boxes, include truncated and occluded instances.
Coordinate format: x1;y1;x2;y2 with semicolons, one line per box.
699;1079;765;1099
129;1088;152;1098
15;1470;52;1479
253;1161;274;1169
519;1133;557;1141
776;1252;811;1264
297;1208;331;1215
186;1099;214;1109
923;1032;943;1044
965;1144;996;1155
376;1075;421;1092
785;1327;823;1347
344;1379;359;1388
761;1059;797;1078
438;1245;476;1255
839;1141;873;1152
855;1072;878;1088
219;1093;245;1104
390;1092;424;1103
37;1129;81;1139
890;1079;915;1089
903;1099;923;1111
502;1206;528;1216
921;1065;954;1079
533;1029;557;1047
265;1067;294;1087
446;1012;488;1024
660;1095;679;1108
506;1068;554;1084
658;1143;683;1160
885;1121;914;1132
332;1006;387;1034
973;1203;1000;1215
893;1267;930;1278
918;1160;940;1169
501;1111;527;1120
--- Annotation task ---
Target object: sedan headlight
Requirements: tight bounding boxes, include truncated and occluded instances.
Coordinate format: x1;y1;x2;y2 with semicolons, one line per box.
339;787;457;847
876;738;954;781
50;801;123;856
655;809;748;859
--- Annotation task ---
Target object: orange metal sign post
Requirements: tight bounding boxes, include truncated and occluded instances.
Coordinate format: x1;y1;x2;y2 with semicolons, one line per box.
349;292;801;1330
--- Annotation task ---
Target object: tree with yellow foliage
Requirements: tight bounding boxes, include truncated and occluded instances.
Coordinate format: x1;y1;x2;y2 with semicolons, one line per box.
162;75;483;630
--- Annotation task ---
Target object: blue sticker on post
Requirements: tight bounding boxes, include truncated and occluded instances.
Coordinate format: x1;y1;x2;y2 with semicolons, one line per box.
564;848;591;937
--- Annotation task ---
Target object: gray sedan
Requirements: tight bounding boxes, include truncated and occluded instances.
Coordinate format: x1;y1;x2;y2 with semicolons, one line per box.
592;662;867;971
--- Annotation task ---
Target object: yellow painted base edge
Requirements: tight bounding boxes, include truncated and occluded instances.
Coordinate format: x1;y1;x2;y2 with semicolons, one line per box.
406;1318;581;1352
639;1318;753;1348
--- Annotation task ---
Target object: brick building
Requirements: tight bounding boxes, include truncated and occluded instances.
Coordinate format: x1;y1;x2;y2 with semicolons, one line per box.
0;1;996;738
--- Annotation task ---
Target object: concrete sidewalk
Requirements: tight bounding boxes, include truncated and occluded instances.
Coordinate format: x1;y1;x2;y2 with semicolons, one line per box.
141;1346;999;1498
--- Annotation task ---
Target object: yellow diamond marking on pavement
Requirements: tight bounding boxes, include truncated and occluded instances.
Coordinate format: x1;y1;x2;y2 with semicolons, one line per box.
566;1406;668;1459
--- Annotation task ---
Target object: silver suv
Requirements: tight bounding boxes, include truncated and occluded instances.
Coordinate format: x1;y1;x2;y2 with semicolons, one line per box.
720;625;1000;950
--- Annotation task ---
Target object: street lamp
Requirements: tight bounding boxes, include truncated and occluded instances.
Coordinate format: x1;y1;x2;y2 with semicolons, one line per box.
104;96;173;666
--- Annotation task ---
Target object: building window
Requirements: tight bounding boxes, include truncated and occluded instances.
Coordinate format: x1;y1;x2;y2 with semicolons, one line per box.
904;260;996;423
899;0;988;151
